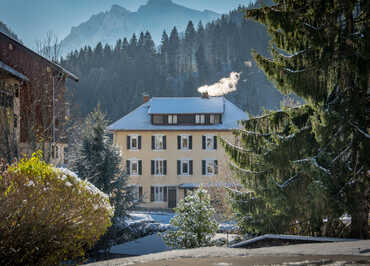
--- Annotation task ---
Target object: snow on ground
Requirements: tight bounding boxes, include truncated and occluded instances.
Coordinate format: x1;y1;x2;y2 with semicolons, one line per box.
110;211;240;256
110;234;172;256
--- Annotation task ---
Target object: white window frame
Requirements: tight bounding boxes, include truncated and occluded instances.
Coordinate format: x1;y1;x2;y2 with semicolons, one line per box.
131;185;141;201
180;159;191;176
129;134;139;150
168;115;178;124
205;159;216;176
195;114;205;124
154;134;165;150
153;185;165;202
130;159;139;176
180;135;191;150
205;135;216;150
154;159;165;176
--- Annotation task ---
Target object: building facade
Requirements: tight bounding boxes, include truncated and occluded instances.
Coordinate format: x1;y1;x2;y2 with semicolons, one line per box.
0;31;79;165
109;96;247;209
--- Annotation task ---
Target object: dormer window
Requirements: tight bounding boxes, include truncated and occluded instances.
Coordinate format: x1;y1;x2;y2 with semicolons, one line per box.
210;114;221;124
195;114;205;124
152;115;165;124
168;115;177;124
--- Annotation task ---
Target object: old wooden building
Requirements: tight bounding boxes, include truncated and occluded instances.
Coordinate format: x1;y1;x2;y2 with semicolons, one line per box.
0;31;79;165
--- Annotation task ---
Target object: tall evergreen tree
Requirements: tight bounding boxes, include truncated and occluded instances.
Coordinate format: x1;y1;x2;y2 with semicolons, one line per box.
168;26;180;77
223;0;369;238
72;106;132;218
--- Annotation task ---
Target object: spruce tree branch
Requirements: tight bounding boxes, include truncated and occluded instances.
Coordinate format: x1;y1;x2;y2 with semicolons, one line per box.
229;161;269;175
220;137;252;152
349;122;370;139
332;145;351;163
270;172;300;189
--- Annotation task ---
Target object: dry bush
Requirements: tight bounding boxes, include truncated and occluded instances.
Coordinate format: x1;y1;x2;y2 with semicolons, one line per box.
0;152;113;265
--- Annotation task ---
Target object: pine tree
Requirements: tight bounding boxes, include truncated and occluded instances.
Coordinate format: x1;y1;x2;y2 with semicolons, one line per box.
168;26;180;77
163;186;218;248
223;0;369;238
72;106;132;218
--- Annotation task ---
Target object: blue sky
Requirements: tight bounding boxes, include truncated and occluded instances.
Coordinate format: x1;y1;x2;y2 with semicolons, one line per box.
0;0;254;48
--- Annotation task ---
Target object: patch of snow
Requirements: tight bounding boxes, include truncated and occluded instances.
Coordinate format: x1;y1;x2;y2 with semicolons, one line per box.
110;234;172;256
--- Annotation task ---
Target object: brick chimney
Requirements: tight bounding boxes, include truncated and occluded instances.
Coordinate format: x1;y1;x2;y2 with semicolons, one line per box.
143;94;150;103
201;92;209;99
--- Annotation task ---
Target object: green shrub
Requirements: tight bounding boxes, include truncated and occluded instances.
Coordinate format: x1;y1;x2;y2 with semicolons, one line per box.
163;186;218;249
0;152;113;265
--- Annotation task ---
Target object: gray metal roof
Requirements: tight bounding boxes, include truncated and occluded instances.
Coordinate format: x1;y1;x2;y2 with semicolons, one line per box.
0;60;29;81
108;97;247;131
149;97;224;114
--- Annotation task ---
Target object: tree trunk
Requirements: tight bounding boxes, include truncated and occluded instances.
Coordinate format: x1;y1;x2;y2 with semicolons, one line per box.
349;179;369;239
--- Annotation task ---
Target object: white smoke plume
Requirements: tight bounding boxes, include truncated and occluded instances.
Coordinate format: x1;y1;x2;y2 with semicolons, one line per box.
198;72;241;96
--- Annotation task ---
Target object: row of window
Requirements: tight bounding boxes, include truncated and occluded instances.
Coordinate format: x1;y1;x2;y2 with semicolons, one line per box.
152;114;222;125
131;186;196;202
126;159;218;176
127;135;217;151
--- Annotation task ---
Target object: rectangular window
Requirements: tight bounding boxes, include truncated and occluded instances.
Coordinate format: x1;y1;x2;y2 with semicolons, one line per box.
128;135;141;150
209;114;221;124
155;160;164;175
131;160;138;175
203;160;218;176
182;136;188;149
179;135;192;150
204;135;217;150
195;114;205;124
154;135;165;150
132;186;142;201
152;115;165;124
178;159;193;176
128;159;142;176
168;115;178;124
154;186;164;201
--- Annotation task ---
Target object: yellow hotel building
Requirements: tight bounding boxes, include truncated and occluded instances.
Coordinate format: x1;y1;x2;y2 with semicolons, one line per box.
109;95;247;209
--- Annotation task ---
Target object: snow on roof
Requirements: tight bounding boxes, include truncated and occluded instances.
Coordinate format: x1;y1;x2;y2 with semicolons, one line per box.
149;97;224;114
231;234;359;249
0;60;29;81
108;97;247;131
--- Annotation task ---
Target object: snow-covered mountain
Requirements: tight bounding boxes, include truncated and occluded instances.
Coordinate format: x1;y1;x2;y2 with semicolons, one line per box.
61;0;220;53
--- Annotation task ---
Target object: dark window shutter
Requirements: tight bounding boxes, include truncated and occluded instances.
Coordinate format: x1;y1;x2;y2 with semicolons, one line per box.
214;136;217;150
214;160;218;174
189;136;192;150
164;187;168;202
150;186;154;201
177;160;181;175
189;160;193;175
177;136;181;149
127;136;131;150
151;160;155;175
126;160;130;175
138;136;142;149
139;186;143;200
202;136;206;150
152;136;155;150
139;160;142;175
202;160;206;175
163;136;167;150
206;114;210;124
164;160;167;175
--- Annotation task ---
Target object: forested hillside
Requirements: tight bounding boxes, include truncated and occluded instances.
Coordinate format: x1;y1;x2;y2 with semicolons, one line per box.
62;2;282;122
